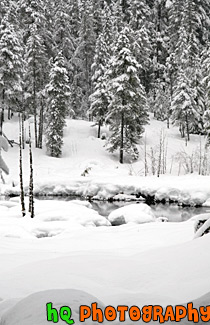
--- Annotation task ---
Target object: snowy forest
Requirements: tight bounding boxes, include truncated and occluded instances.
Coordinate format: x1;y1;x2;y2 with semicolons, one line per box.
0;0;210;163
1;2;210;323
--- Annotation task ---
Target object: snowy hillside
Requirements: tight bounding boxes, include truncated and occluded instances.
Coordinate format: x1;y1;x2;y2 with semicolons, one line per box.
1;113;210;206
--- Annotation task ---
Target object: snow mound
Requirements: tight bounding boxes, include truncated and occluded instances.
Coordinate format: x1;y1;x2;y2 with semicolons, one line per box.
0;289;108;325
108;203;155;225
0;200;111;239
0;200;17;208
35;200;110;227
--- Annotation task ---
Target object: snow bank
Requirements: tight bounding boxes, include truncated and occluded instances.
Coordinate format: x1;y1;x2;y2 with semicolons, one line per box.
0;199;110;239
5;174;210;207
108;203;155;225
0;289;109;325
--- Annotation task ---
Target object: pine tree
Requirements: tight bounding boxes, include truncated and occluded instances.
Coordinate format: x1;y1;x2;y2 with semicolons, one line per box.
171;25;195;140
101;2;115;55
147;0;169;111
202;44;210;144
165;52;177;126
111;0;124;34
201;44;210;112
204;110;210;147
129;0;151;30
171;67;199;141
45;52;70;157
106;27;149;163
68;0;81;40
172;21;206;136
191;56;206;134
89;33;109;138
132;24;152;92
53;0;75;65
0;18;23;132
169;0;210;56
92;0;104;36
151;0;169;82
152;80;170;123
73;0;96;115
24;24;47;148
168;0;184;53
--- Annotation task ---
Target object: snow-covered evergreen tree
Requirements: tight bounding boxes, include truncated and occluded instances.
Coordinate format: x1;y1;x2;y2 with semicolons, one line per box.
191;57;206;134
152;81;170;123
89;33;109;138
132;24;152;92
101;2;115;56
68;0;81;40
171;65;199;141
0;18;23;129
129;0;150;29
201;44;210;112
202;44;210;145
73;0;96;116
106;27;149;163
45;52;70;157
53;0;75;65
172;20;206;137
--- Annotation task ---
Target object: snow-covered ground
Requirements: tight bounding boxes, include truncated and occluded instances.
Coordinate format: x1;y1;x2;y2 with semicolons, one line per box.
0;114;210;324
0;197;210;324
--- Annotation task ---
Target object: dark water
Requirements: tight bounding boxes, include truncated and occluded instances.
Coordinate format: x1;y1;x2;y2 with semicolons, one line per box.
36;196;210;222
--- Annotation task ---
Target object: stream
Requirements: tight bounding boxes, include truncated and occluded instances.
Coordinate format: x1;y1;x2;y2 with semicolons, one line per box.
37;197;210;222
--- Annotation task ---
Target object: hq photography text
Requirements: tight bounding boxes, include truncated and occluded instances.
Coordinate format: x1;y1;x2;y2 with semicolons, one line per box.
46;302;210;323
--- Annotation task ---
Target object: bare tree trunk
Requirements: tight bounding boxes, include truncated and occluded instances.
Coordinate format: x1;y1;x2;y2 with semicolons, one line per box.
157;130;163;177
28;126;34;218
144;135;148;176
0;112;3;136
33;54;38;148
0;89;5;135
98;119;101;139
22;113;25;150
120;112;124;164
185;114;190;142
8;107;11;120
38;96;44;149
179;123;185;138
19;117;26;217
150;147;156;175
167;115;170;129
198;135;202;175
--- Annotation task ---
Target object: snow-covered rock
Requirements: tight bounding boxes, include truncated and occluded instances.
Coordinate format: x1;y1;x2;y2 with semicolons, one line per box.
108;203;155;225
202;198;210;207
192;213;210;239
156;217;169;222
112;193;144;201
